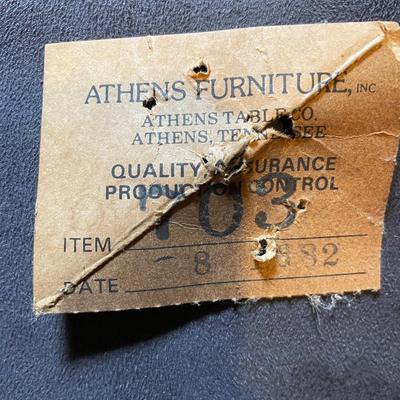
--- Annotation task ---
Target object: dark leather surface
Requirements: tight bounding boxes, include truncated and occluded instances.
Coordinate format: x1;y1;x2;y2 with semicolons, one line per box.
1;1;400;398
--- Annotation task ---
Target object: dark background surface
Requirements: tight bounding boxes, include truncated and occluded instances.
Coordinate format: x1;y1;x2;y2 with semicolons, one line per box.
1;1;400;399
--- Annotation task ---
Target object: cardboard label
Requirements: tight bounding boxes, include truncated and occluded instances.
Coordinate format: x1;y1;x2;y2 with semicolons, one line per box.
34;22;400;313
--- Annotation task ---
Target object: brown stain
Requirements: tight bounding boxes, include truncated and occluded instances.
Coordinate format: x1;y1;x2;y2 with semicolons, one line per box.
189;60;211;80
254;257;278;279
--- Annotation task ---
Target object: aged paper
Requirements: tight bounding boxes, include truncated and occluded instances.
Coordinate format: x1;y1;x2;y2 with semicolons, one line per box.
34;22;400;313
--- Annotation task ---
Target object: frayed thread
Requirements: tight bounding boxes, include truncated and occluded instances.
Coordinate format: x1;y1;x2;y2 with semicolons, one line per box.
308;293;353;312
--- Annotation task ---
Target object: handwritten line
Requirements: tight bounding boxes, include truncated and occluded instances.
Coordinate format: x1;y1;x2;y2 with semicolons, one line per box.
125;271;367;294
126;233;368;252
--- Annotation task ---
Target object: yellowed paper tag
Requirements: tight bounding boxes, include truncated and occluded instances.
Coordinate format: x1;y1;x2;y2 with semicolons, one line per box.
34;21;400;314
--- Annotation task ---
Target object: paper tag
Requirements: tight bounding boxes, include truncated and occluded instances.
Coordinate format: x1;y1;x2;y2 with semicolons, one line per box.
34;21;400;313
